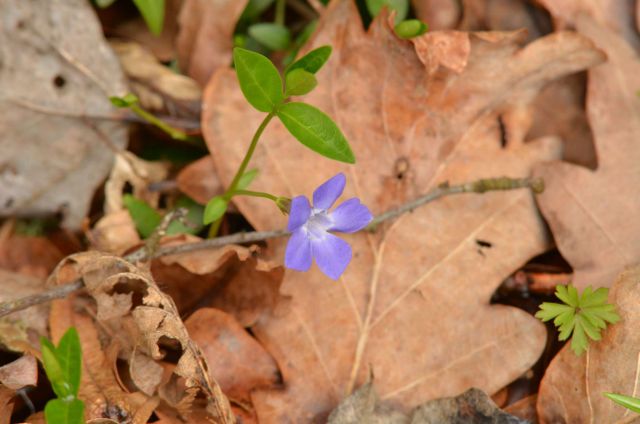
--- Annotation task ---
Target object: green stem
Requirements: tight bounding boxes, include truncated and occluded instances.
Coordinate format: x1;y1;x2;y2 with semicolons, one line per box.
129;103;192;143
232;190;279;201
208;112;277;238
275;0;286;25
224;112;276;200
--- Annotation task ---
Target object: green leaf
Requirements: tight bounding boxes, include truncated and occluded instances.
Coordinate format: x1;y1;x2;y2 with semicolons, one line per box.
604;393;640;414
555;285;578;307
283;21;319;67
41;339;70;399
132;0;165;36
579;286;609;307
233;48;284;112
570;320;588;355
248;23;291;51
166;197;205;236
535;302;573;321
240;0;275;20
204;196;228;225
45;398;84;424
109;93;139;108
286;45;332;75
285;69;318;97
581;309;607;329
578;315;601;341
122;194;162;239
56;328;82;397
557;314;575;341
395;19;429;39
238;169;259;190
365;0;409;24
276;102;355;163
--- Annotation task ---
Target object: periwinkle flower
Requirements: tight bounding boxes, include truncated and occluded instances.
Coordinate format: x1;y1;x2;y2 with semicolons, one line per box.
285;173;373;280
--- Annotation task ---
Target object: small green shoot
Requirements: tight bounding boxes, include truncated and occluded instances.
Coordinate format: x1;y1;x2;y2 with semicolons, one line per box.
604;392;640;414
40;327;84;424
94;0;164;36
395;19;429;39
365;0;409;24
248;23;291;51
535;285;620;356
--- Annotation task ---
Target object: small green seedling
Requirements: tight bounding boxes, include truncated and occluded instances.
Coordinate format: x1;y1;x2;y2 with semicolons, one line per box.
536;285;620;356
40;327;84;424
604;392;640;414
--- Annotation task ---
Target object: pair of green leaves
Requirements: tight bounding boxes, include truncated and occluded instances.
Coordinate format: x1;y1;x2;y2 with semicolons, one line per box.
203;169;259;224
40;328;84;424
233;45;355;164
535;285;620;356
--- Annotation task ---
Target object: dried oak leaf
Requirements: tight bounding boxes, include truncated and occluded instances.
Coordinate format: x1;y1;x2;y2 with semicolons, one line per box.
534;15;640;290
48;252;235;423
202;1;604;421
176;0;248;86
176;156;223;205
537;266;640;423
0;355;37;390
185;308;279;403
0;0;128;229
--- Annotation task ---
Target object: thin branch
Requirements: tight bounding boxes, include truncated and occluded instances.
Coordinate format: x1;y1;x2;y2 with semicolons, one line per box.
0;177;542;319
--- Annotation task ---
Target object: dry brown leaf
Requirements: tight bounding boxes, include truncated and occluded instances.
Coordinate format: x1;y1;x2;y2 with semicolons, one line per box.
0;355;37;390
176;0;248;86
537;266;640;423
0;386;15;424
534;15;640;290
411;0;460;30
0;233;65;279
202;1;604;421
185;308;279;403
152;235;283;322
90;209;141;255
0;0;127;229
504;394;537;423
0;270;48;351
537;0;640;50
49;252;235;423
104;151;169;214
111;40;202;117
176;156;223;205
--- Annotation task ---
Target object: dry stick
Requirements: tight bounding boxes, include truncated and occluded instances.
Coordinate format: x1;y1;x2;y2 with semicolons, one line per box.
0;177;542;319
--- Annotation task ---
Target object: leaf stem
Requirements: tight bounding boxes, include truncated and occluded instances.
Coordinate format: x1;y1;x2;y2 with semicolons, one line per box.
232;190;279;201
275;0;286;25
129;103;193;143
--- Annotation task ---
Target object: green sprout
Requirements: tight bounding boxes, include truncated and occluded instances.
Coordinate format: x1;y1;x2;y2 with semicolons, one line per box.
535;285;620;356
604;392;640;414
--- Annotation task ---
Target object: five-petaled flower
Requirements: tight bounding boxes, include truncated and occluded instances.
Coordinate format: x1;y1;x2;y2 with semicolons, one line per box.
285;173;373;280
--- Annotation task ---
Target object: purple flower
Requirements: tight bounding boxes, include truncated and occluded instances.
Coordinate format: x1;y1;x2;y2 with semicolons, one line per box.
285;173;373;280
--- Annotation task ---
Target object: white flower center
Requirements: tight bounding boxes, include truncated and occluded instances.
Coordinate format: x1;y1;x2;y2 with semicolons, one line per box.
303;208;333;239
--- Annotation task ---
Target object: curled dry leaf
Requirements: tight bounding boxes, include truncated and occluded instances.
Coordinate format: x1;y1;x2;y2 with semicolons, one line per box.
176;156;223;205
0;0;127;229
176;0;248;86
537;266;640;422
534;15;640;290
203;1;604;421
90;209;141;255
0;355;37;390
411;0;461;30
153;235;283;324
111;40;202;118
48;251;235;423
185;308;279;403
104;151;169;214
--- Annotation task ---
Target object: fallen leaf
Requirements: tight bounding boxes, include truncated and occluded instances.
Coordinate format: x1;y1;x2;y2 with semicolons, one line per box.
48;252;235;423
152;235;283;322
329;383;527;423
0;386;15;424
504;394;537;423
0;355;37;390
176;156;223;205
185;308;279;403
411;0;461;30
537;266;640;422
202;1;604;421
534;15;640;290
111;40;202;118
0;233;65;279
0;0;128;229
176;0;248;86
90;209;141;255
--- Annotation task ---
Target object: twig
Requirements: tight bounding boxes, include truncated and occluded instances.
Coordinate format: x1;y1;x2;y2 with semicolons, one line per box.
0;176;542;318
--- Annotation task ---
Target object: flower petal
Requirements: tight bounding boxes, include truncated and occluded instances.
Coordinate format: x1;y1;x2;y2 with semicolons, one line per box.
313;173;346;210
285;229;312;272
329;198;373;233
287;196;311;231
311;232;352;280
